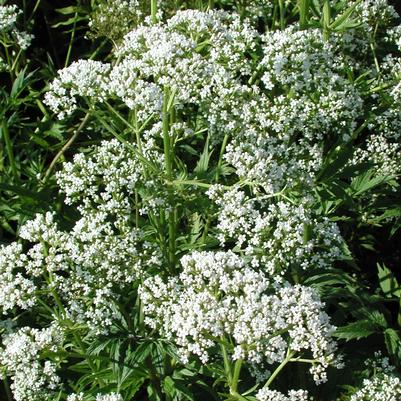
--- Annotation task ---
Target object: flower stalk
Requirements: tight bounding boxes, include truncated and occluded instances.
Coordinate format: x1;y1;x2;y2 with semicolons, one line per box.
163;87;177;271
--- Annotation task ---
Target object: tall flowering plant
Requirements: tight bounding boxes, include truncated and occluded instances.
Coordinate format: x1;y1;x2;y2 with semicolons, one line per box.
1;0;401;400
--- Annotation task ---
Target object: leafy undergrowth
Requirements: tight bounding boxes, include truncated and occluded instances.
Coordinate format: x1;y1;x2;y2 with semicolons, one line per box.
1;1;401;400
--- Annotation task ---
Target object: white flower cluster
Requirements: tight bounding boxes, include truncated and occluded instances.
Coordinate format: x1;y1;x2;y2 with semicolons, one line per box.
140;251;339;383
242;0;273;23
218;27;364;193
352;133;401;177
66;394;84;401
223;100;325;192
44;60;111;119
260;26;363;141
350;373;401;401
0;3;18;30
67;392;123;401
207;185;344;275
15;210;160;333
95;393;123;401
57;138;167;219
0;323;64;401
386;25;401;51
111;9;257;122
0;3;33;60
369;54;401;141
365;351;396;373
256;388;308;401
354;0;399;33
89;0;145;41
349;353;401;401
0;242;37;314
46;10;258;126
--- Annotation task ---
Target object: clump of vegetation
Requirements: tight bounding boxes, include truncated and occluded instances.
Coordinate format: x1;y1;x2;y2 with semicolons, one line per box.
1;1;401;400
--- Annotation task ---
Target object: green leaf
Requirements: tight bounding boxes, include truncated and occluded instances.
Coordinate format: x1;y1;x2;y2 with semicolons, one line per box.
10;68;27;98
52;17;81;28
350;170;388;196
384;329;401;360
377;263;401;298
194;134;213;175
0;183;49;202
55;6;79;15
329;0;362;30
323;0;331;28
317;144;354;181
298;0;310;28
334;320;378;341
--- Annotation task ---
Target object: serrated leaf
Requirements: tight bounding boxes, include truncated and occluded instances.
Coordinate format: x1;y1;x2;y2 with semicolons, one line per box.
384;329;401;360
378;263;401;298
334;320;378;341
194;134;213;175
350;171;388;196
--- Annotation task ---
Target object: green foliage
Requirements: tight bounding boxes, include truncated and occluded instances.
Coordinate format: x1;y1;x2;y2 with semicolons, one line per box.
1;1;401;401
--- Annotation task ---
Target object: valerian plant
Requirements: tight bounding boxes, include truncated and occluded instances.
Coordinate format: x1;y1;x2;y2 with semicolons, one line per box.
1;0;401;400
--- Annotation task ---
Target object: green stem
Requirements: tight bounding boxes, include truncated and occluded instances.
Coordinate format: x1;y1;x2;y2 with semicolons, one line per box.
105;101;136;131
278;0;285;30
289;358;318;363
133;108;143;153
264;350;295;388
65;11;78;67
72;331;101;380
231;358;243;393
271;4;278;30
117;301;134;331
3;376;12;401
145;358;163;400
248;64;263;85
89;38;109;60
10;49;23;72
1;120;17;179
138;296;145;335
37;297;56;316
4;46;14;80
95;113;158;173
220;342;232;384
230;392;248;401
323;0;331;41
370;25;380;76
43;112;90;182
298;0;310;29
64;12;78;67
151;0;158;24
215;133;229;182
162;88;176;271
135;190;140;228
208;0;215;9
201;215;212;245
41;241;67;317
26;0;41;25
162;90;173;181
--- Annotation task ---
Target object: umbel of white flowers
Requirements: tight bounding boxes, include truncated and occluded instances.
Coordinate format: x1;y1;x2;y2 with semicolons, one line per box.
140;251;341;385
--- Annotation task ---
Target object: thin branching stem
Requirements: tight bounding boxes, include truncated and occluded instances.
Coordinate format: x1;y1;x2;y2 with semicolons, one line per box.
163;87;177;271
43;112;91;182
264;349;295;388
65;11;78;67
1;120;18;179
151;0;158;24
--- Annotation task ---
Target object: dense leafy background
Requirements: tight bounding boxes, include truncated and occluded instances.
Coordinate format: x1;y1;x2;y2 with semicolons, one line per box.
1;1;401;400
